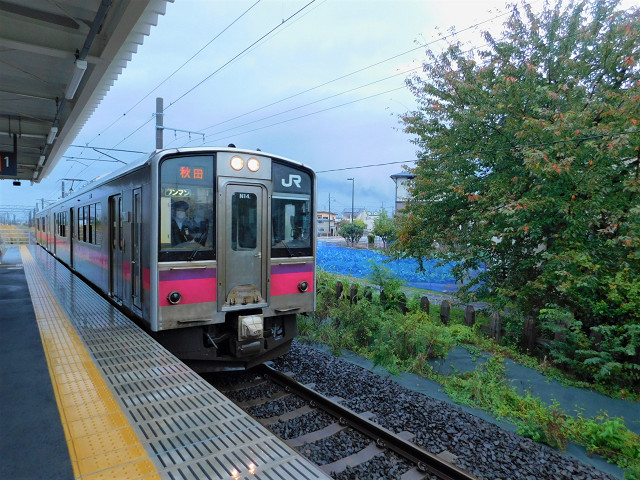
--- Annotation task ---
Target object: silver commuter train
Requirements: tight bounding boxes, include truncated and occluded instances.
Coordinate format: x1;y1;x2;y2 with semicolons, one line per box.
35;147;316;371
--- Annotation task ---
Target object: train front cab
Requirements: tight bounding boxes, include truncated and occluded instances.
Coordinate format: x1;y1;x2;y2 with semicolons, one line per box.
153;150;315;372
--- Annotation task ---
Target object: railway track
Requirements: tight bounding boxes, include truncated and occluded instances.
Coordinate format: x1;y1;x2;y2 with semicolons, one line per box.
211;364;478;480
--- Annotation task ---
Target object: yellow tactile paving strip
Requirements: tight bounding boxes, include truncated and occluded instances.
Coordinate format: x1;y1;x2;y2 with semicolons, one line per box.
20;246;161;480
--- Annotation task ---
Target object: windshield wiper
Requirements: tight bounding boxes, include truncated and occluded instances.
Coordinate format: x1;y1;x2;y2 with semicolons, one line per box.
187;231;208;261
281;241;294;257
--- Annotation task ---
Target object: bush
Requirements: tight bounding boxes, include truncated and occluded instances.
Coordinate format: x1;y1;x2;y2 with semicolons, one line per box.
338;220;365;245
539;305;640;391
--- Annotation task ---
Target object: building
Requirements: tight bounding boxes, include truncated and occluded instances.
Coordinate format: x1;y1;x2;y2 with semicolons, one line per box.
341;208;370;227
317;211;337;236
390;172;416;213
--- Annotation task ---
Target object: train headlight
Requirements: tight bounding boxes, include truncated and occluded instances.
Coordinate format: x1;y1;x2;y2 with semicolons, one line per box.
247;157;260;172
168;291;182;304
230;155;244;171
298;281;309;292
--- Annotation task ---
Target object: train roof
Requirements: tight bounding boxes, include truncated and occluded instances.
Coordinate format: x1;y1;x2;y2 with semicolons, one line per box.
37;146;315;213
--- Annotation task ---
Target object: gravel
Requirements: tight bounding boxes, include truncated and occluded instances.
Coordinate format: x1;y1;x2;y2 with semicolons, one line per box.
268;410;335;440
268;342;619;480
301;429;372;465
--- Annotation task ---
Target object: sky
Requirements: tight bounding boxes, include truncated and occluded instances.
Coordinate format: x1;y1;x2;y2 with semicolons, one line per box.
2;0;521;220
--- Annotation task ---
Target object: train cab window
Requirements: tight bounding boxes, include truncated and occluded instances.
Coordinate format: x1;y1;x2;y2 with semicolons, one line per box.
159;155;215;261
271;162;313;257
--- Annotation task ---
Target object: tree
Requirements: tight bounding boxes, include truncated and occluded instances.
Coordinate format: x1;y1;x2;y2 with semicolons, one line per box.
338;219;365;246
396;0;640;385
372;209;397;248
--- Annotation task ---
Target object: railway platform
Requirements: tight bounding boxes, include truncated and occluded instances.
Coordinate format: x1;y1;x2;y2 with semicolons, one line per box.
1;245;329;480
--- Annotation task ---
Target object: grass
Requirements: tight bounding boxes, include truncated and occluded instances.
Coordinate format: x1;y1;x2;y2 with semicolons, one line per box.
299;269;640;479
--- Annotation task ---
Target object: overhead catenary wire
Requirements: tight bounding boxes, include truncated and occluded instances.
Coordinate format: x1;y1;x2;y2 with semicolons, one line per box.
58;0;542;196
103;0;319;152
84;0;264;145
86;0;519;154
102;0;518;151
316;129;640;174
165;0;318;112
178;6;623;152
170;8;518;147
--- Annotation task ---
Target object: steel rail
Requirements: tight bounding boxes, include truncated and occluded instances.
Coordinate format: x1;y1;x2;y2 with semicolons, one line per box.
256;364;479;480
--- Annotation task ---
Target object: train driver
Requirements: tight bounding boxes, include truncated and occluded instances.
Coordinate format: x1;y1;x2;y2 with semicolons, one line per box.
171;200;195;245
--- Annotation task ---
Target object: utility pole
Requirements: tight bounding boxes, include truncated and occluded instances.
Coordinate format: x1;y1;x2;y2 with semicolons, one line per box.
155;97;204;149
156;97;163;150
347;178;355;223
328;193;331;237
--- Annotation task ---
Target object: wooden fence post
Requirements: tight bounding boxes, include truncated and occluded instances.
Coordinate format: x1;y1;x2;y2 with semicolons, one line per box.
350;284;358;304
363;286;373;301
398;292;408;314
440;300;451;325
554;321;567;343
489;311;502;343
420;296;430;314
589;327;603;352
335;281;343;300
464;305;476;327
521;315;536;354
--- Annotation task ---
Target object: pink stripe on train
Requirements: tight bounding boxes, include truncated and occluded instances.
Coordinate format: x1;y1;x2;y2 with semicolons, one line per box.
271;263;314;296
158;277;216;306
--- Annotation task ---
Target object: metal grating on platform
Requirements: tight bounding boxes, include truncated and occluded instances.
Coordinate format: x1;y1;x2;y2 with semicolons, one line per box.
31;246;328;480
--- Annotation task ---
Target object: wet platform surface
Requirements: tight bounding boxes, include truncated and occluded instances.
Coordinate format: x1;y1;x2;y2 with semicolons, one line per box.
1;246;328;480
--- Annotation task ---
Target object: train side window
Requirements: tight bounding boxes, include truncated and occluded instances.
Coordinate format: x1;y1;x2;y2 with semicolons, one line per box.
78;207;84;242
89;204;94;244
94;203;102;245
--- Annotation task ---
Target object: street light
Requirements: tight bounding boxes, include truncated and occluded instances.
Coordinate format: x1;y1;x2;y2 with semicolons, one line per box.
347;178;355;223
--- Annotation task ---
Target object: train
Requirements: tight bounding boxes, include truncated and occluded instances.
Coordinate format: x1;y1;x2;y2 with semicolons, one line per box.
35;146;316;372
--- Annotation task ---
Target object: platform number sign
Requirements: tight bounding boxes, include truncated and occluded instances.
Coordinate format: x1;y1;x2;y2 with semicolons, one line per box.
0;151;17;177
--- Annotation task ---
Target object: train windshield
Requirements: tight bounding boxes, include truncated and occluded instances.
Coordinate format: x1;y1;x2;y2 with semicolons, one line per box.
159;155;215;260
271;162;313;257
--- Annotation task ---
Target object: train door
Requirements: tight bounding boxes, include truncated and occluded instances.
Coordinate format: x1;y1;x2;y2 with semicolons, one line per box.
131;188;142;310
53;212;57;255
69;208;74;267
47;214;52;251
109;194;124;302
220;184;268;307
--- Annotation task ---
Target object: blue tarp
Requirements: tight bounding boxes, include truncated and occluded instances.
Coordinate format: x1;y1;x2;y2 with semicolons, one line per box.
316;241;460;292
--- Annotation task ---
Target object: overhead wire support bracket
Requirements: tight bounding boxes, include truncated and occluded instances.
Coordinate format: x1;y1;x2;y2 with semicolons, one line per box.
90;147;126;163
157;125;206;143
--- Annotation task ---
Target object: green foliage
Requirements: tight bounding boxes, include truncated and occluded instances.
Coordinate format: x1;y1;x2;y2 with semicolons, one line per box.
516;402;569;450
338;220;365;245
439;355;640;475
366;261;403;292
539;305;640;390
576;415;640;479
367;233;375;245
372;209;397;248
396;0;640;386
301;269;640;478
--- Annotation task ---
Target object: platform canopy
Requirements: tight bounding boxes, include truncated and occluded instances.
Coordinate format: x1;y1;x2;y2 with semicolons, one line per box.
0;0;172;183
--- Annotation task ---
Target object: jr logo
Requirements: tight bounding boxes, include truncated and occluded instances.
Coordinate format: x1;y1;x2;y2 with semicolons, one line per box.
281;174;302;188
